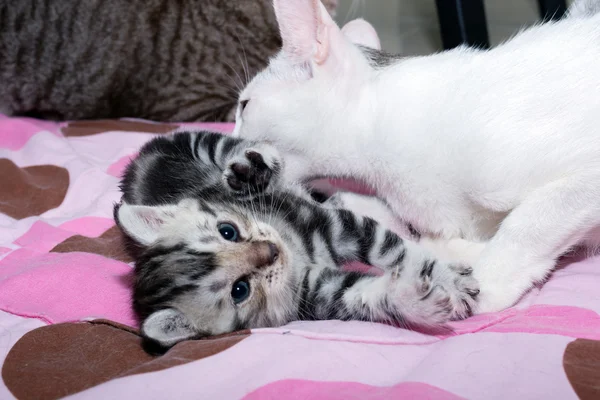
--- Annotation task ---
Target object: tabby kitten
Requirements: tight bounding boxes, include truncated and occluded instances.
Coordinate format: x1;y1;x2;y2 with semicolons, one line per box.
0;0;336;122
115;131;479;349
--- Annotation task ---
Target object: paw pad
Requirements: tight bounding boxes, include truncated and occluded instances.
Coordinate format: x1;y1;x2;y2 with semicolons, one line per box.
226;149;274;193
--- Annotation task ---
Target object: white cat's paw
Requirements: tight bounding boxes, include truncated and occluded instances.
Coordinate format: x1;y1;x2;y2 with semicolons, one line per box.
474;277;531;314
472;259;548;314
473;289;513;314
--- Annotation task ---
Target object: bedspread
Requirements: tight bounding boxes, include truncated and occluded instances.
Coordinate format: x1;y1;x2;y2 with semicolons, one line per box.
0;114;598;400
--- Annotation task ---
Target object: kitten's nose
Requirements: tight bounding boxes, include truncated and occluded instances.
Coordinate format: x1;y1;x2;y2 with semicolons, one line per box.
250;241;279;268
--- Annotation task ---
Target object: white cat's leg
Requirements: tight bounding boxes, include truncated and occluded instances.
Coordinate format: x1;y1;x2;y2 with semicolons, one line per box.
418;237;486;266
473;175;600;313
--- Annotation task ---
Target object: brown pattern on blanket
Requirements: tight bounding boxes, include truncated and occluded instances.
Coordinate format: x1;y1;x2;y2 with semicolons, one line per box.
2;320;250;400
61;120;179;137
0;159;69;219
51;225;134;263
563;338;600;399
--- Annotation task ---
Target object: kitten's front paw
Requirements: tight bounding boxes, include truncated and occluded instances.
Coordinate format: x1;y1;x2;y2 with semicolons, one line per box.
224;145;281;193
396;261;479;326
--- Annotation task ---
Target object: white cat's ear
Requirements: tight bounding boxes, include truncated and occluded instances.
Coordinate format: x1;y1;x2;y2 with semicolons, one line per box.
141;308;198;348
341;18;381;50
273;0;336;64
114;202;178;246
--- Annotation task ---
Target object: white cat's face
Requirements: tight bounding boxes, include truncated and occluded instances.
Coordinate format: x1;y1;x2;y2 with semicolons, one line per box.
232;0;381;154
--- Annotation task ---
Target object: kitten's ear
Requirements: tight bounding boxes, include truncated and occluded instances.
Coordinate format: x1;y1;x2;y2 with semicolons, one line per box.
141;308;198;348
341;19;381;50
114;202;178;246
273;0;335;64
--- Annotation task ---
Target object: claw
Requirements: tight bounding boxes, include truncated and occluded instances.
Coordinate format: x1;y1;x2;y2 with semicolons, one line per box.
420;260;435;278
451;264;473;276
461;299;473;318
420;284;440;301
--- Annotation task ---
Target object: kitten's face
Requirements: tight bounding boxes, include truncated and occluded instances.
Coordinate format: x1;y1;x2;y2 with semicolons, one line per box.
115;198;298;348
232;1;381;149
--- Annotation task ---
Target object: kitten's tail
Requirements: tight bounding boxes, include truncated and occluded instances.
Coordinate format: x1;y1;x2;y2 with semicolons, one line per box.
567;0;600;19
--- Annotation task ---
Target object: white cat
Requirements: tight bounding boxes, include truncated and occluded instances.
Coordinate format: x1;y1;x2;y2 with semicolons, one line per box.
232;0;600;314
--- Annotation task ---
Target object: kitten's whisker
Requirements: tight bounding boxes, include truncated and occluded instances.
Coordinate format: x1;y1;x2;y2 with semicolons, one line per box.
266;194;274;226
271;190;293;226
247;190;261;228
267;191;287;228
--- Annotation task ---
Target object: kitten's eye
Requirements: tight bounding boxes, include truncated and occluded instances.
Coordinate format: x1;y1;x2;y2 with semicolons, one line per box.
218;222;240;242
218;223;239;242
231;279;250;304
240;99;249;113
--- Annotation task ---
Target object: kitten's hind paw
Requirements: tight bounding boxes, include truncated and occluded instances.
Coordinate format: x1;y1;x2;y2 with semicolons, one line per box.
224;145;281;194
423;262;479;322
390;261;479;327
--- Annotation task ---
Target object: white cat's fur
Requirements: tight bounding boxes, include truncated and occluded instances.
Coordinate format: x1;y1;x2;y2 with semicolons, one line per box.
233;0;600;314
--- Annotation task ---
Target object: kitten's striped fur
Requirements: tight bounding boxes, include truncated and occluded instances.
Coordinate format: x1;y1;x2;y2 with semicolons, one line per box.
115;131;479;349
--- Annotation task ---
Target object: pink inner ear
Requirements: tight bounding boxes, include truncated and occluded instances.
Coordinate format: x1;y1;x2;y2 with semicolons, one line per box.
341;18;381;50
273;0;320;62
314;0;334;64
139;210;164;228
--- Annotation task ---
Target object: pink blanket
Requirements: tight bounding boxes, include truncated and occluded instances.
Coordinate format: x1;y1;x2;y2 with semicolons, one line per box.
0;115;598;400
